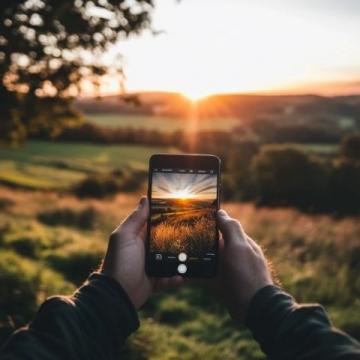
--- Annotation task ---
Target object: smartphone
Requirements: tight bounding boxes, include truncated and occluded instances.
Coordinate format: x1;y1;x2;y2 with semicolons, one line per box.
146;154;221;277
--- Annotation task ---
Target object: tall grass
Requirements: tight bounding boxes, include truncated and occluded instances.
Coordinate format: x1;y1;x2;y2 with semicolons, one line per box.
0;187;359;358
151;210;216;254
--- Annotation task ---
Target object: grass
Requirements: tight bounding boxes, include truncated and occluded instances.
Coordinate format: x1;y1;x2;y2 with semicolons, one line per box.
151;206;216;254
150;197;217;254
296;143;338;155
86;114;241;132
0;186;359;359
0;141;173;189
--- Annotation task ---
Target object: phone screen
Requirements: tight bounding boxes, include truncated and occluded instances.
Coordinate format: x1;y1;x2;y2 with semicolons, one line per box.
148;165;219;276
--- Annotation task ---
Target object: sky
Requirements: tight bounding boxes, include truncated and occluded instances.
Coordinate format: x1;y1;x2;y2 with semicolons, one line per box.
100;0;360;98
152;173;217;200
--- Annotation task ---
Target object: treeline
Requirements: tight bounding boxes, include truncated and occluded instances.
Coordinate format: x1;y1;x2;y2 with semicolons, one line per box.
35;123;360;215
223;134;360;215
35;114;358;149
35;122;236;157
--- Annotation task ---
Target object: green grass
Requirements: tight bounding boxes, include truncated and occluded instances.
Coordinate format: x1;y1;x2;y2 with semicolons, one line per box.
86;114;241;132
297;143;338;155
0;187;360;360
1;189;359;358
0;141;173;189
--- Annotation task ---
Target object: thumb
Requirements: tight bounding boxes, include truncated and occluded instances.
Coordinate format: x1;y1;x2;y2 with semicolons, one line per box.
217;209;246;246
120;197;149;234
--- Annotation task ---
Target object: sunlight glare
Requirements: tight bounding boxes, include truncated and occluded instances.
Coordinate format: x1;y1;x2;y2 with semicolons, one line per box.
182;87;210;102
172;189;192;199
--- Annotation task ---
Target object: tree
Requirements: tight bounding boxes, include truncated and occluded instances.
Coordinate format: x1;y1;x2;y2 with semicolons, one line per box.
339;133;360;161
330;159;360;214
0;0;153;144
252;145;327;209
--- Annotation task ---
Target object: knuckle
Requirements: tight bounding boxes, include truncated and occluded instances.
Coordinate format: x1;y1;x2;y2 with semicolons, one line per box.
226;218;242;231
230;240;250;253
109;230;121;242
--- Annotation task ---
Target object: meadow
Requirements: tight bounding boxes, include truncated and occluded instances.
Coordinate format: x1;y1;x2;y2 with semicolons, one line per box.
86;114;240;132
0;113;359;359
150;199;217;254
0;183;359;359
0;141;173;190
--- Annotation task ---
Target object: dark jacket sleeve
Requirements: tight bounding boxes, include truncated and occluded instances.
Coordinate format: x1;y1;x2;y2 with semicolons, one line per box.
246;285;360;360
0;273;139;360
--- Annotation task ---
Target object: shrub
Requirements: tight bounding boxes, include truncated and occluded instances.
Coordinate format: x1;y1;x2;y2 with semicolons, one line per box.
117;169;147;192
8;236;41;258
37;207;98;229
252;145;327;209
73;175;119;198
330;159;360;214
156;298;195;325
339;133;360;160
0;197;14;210
73;170;146;198
0;250;73;343
46;249;103;285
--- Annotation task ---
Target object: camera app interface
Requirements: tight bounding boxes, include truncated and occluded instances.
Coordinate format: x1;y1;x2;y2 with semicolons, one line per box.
150;167;218;271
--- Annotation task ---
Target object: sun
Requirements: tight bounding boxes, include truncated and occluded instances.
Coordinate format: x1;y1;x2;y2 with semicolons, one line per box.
172;189;192;199
182;87;212;102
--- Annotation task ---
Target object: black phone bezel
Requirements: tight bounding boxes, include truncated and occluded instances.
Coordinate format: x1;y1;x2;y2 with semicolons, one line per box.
145;153;221;278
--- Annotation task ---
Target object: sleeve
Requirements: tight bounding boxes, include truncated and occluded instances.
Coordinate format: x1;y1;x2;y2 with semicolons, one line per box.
245;285;360;360
0;273;139;360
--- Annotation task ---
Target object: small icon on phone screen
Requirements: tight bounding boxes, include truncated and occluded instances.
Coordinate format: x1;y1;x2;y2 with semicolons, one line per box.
178;252;187;262
177;264;187;274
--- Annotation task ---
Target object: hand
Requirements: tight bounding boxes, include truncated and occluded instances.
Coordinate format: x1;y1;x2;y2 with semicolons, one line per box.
101;197;183;309
216;209;273;323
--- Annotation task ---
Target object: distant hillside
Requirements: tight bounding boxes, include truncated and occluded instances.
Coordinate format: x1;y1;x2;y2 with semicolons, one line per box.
75;92;360;121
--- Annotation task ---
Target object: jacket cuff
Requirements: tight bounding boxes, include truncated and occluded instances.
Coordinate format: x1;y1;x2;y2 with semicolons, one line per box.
76;272;140;338
245;285;295;353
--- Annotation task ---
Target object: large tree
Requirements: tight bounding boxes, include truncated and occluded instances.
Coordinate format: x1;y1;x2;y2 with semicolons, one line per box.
0;0;153;144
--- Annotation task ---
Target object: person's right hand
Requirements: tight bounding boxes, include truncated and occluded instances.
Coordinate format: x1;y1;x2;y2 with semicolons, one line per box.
216;209;273;323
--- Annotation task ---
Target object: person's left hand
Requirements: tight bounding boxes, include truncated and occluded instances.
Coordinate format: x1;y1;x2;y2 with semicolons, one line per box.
101;197;183;309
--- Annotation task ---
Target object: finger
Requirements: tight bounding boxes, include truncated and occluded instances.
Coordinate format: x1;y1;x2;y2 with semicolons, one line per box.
246;235;263;254
217;209;246;246
119;197;149;235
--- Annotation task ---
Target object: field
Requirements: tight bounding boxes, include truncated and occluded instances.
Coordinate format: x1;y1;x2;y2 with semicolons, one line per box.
86;114;241;132
0;184;359;359
0;131;359;359
0;141;174;189
150;198;217;254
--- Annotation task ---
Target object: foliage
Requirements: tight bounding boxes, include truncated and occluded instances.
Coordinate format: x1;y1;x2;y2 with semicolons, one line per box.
0;0;153;143
0;250;73;341
0;188;360;357
46;248;103;286
73;169;146;198
339;133;360;160
38;206;99;229
0;141;167;190
330;159;360;214
252;145;327;209
224;142;360;215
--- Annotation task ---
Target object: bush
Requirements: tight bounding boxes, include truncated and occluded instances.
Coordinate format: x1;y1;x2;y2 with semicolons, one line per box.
224;141;259;200
0;197;14;210
73;175;119;198
252;145;327;209
37;207;98;229
47;249;103;285
73;170;146;198
155;297;195;325
0;250;73;343
339;133;360;160
8;236;41;258
330;159;360;214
